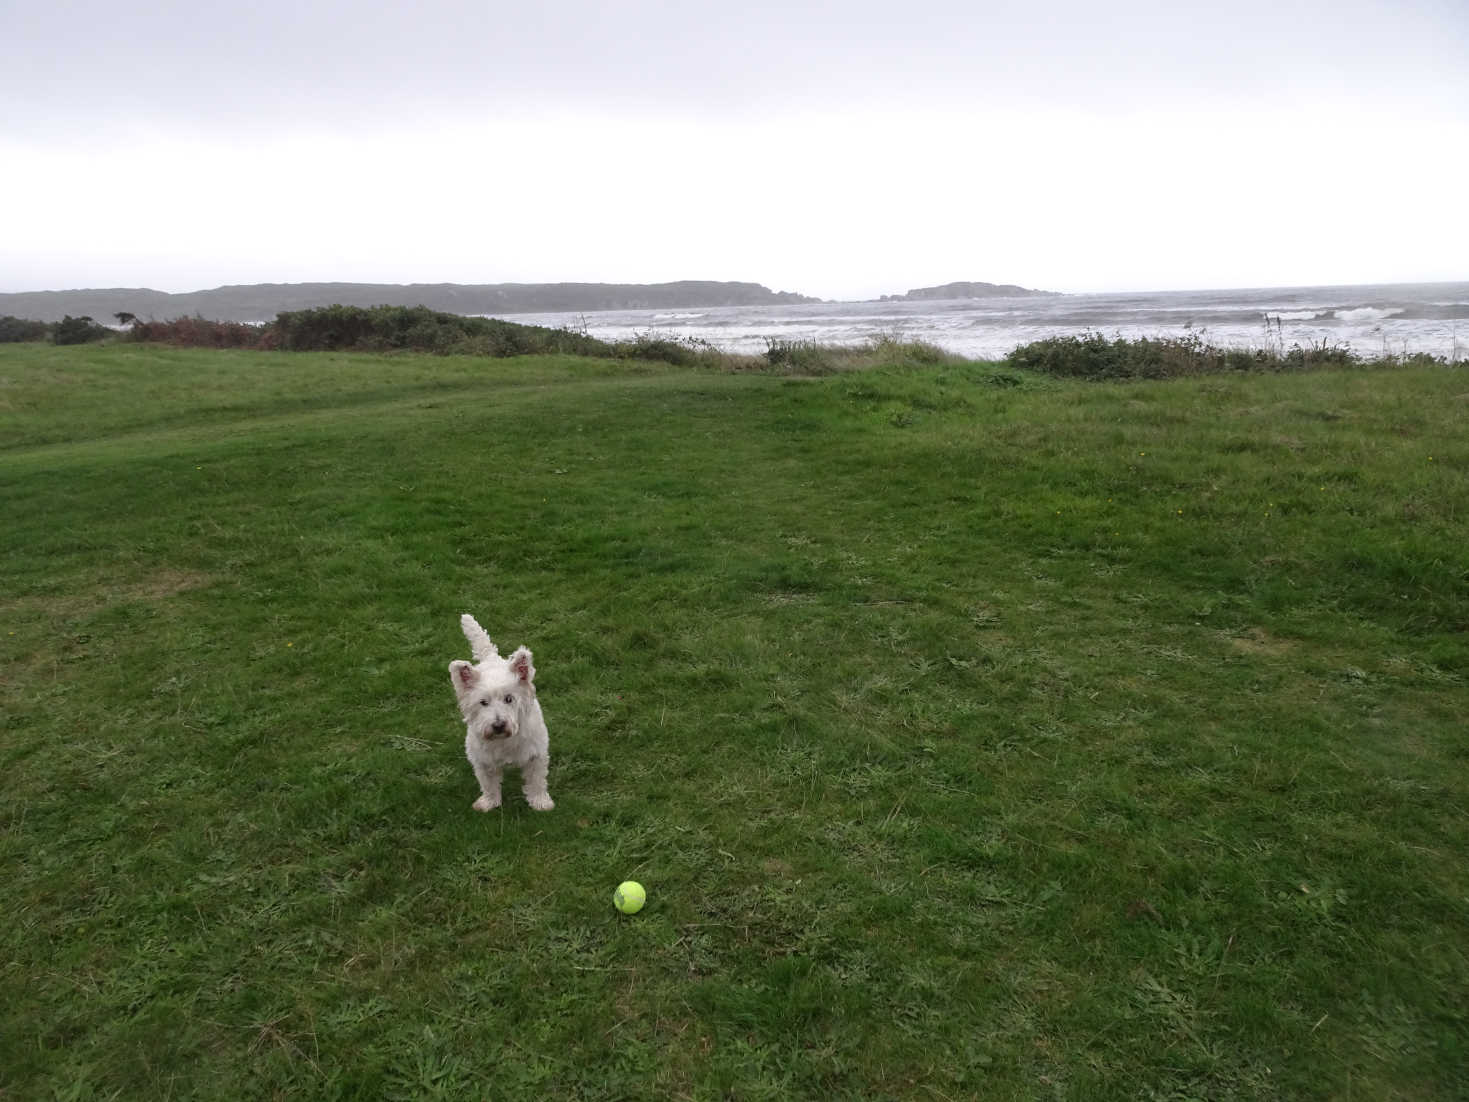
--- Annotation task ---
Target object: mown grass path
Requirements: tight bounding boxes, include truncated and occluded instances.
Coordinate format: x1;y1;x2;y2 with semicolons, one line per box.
3;345;1466;1098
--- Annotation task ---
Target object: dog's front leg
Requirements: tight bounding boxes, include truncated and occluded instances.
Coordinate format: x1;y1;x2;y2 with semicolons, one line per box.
521;756;554;811
471;761;503;812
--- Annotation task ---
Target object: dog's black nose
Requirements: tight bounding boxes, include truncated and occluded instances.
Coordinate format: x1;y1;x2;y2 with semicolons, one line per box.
490;720;507;734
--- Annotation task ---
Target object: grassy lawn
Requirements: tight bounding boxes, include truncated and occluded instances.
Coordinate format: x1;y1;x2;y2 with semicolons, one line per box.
2;342;1466;1099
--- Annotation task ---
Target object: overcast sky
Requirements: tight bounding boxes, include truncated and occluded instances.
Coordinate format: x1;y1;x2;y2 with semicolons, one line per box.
3;0;1465;299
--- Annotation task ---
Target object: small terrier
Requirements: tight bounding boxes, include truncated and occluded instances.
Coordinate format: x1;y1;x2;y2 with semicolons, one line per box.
449;614;554;812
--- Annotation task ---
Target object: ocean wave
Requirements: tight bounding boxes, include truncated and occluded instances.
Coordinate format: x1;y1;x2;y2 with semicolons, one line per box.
511;282;1469;361
1394;303;1469;321
1334;306;1404;323
1031;307;1275;328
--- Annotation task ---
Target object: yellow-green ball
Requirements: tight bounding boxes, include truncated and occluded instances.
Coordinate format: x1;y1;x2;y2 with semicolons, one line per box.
613;881;646;915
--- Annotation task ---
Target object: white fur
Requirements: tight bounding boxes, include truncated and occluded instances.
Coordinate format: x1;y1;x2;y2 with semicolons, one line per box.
449;613;554;812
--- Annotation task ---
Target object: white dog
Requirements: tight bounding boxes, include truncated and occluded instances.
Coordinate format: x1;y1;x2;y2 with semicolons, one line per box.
449;613;554;812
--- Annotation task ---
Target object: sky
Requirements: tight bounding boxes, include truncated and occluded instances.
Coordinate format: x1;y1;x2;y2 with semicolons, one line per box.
2;0;1466;300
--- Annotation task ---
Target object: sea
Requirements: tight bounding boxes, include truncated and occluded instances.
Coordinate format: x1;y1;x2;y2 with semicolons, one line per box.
493;281;1469;363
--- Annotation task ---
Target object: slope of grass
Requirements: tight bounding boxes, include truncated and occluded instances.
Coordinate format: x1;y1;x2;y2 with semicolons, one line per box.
2;343;1466;1099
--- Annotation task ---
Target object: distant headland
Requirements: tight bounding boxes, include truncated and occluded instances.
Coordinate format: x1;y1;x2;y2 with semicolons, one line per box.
878;281;1061;302
0;281;820;324
0;279;1061;324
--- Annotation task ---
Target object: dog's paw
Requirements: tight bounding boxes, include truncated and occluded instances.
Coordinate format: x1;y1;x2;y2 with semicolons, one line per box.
526;793;555;812
472;794;501;812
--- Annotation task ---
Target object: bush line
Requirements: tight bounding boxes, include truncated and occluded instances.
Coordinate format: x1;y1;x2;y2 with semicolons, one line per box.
1003;330;1453;378
4;307;1460;376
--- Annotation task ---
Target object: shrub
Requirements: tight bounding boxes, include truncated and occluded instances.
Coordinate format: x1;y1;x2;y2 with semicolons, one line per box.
1280;339;1358;370
864;333;954;366
126;317;269;349
0;315;51;343
764;339;840;374
612;333;720;368
1004;332;1379;380
273;304;613;358
52;315;112;345
763;334;961;375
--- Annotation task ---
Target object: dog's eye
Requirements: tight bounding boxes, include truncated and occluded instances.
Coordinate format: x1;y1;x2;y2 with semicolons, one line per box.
479;698;491;707
503;694;514;704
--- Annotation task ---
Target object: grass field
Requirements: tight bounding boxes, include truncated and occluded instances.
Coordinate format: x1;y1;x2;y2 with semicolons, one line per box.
3;342;1466;1099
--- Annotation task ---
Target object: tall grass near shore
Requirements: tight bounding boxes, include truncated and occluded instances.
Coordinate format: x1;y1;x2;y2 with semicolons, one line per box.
2;343;1466;1099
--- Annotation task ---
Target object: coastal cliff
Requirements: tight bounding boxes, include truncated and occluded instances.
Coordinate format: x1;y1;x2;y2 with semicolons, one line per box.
0;280;819;324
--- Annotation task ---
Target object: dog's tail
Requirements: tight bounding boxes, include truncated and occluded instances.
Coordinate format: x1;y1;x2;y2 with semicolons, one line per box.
460;613;498;662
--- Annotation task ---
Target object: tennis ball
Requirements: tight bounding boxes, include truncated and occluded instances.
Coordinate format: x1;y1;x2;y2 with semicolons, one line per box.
613;881;646;915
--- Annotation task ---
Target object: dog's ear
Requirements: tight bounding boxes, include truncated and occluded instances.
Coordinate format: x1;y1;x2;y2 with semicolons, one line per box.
507;646;535;685
449;660;478;695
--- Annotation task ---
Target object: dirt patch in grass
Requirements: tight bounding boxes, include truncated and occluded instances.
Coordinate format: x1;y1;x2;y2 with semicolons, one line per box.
119;568;212;601
2;569;213;619
761;858;796;878
1225;627;1295;656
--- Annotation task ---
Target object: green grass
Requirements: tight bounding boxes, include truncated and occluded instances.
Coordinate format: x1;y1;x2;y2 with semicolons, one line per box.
2;342;1466;1099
